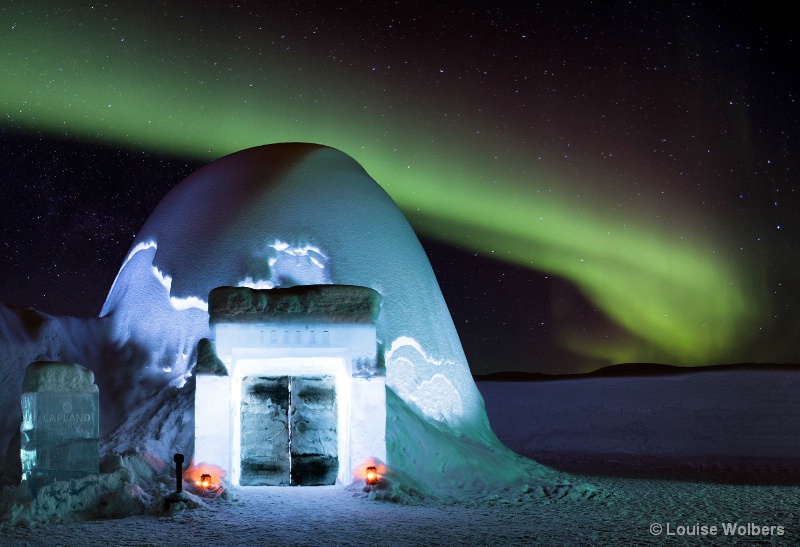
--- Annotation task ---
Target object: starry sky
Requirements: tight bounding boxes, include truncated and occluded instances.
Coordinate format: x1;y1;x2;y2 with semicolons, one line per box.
1;1;798;374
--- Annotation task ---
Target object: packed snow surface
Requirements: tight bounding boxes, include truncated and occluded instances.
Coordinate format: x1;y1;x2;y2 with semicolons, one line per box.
3;479;799;546
1;378;798;545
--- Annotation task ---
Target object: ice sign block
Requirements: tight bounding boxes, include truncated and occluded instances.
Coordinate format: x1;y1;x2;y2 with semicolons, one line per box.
20;361;99;492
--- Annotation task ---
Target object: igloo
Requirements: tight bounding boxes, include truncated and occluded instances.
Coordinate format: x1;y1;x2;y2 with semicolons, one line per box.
100;143;565;496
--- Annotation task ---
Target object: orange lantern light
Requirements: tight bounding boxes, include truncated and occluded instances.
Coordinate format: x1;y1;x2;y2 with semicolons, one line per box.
197;473;212;489
365;466;379;485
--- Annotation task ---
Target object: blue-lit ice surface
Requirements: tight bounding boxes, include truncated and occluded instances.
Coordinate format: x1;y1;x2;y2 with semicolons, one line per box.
101;143;566;497
20;362;99;493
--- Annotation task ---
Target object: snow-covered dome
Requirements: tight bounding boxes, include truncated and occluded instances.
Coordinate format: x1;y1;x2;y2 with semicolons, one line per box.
102;143;485;427
99;143;570;497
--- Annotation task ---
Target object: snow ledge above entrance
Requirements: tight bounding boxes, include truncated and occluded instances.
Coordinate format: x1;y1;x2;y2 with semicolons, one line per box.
209;285;381;324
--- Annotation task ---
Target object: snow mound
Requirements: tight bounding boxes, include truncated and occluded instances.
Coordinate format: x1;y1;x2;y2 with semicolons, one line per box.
0;451;215;527
102;143;487;430
383;388;596;503
98;142;566;496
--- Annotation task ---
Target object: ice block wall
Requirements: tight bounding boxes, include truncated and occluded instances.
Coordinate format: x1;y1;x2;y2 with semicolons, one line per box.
20;361;99;492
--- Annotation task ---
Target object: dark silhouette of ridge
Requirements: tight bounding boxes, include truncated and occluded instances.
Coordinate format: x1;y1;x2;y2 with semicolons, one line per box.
474;362;800;381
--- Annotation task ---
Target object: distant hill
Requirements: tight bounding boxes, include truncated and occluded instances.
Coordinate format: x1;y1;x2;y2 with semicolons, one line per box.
473;362;800;382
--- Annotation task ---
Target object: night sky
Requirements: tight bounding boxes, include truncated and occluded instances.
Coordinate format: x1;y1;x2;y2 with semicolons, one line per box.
1;2;798;374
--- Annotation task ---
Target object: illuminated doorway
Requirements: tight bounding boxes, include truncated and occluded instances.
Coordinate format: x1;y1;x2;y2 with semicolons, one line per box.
194;285;386;487
239;375;338;486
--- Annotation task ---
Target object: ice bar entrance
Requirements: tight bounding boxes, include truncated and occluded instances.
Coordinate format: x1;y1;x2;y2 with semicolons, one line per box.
194;285;386;486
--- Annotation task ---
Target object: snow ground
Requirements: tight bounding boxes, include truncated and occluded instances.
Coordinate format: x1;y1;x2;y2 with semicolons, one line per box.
2;376;798;546
2;475;797;546
478;371;800;477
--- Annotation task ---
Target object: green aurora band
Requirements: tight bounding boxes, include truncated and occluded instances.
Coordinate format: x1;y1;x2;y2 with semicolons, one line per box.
1;6;766;367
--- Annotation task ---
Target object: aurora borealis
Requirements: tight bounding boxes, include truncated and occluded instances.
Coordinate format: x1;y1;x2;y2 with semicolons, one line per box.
1;2;797;373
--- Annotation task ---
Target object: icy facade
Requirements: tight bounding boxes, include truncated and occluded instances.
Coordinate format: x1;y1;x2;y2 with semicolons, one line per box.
20;362;99;492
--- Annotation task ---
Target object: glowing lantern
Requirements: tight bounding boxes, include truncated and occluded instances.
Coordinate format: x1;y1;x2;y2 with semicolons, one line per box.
187;462;226;493
365;466;379;485
197;473;212;488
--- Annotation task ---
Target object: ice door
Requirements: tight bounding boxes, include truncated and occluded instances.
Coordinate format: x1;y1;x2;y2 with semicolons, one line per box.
240;376;290;486
290;375;339;485
239;375;338;486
